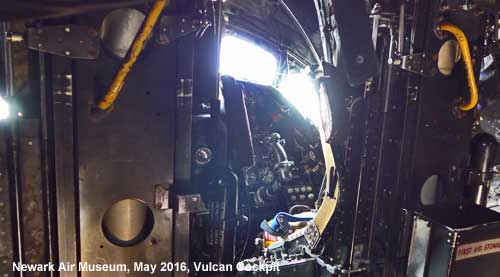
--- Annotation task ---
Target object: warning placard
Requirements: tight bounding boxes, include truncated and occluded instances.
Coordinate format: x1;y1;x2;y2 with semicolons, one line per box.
456;237;500;261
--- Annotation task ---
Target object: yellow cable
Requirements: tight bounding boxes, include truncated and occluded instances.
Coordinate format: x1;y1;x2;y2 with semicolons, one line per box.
439;23;478;111
97;0;167;110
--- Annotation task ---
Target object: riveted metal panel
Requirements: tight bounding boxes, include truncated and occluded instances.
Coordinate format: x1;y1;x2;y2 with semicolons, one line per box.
18;119;49;268
75;36;177;276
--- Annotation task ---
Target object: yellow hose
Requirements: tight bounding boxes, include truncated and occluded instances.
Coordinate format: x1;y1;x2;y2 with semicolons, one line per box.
439;23;478;111
97;0;167;110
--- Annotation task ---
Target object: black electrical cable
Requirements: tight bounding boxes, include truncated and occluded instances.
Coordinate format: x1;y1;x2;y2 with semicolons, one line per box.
237;171;251;263
213;0;223;98
237;191;251;262
289;204;311;214
276;0;322;66
315;167;341;209
314;173;327;209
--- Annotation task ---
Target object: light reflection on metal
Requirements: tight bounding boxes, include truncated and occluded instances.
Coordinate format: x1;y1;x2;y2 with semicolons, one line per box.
100;8;146;59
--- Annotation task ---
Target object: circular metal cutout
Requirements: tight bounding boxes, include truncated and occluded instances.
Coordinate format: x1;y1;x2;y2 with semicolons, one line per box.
420;175;440;206
100;8;145;59
102;199;154;247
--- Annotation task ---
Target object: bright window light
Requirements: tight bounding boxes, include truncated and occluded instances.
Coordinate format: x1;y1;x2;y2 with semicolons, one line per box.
0;97;10;120
278;72;321;126
220;35;278;85
220;34;321;127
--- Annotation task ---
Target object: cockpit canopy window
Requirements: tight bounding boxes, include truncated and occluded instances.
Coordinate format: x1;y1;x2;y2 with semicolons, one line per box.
220;34;321;126
278;71;321;126
220;35;279;86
